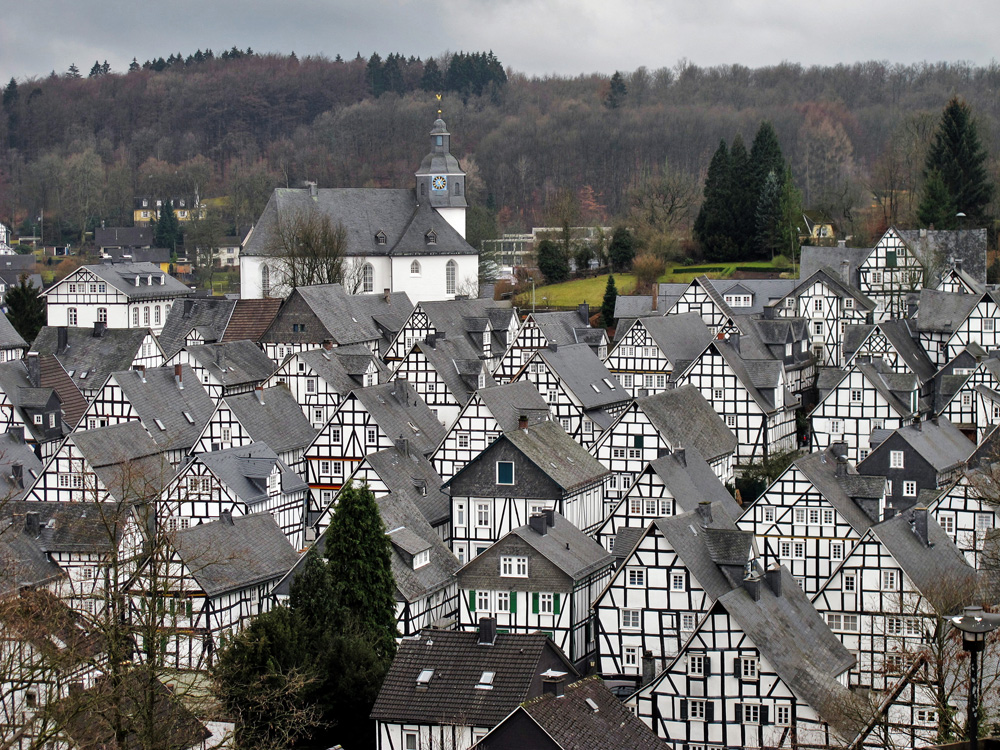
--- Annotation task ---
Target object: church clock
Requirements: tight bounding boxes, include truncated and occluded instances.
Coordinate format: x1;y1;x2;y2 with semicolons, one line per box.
431;175;447;192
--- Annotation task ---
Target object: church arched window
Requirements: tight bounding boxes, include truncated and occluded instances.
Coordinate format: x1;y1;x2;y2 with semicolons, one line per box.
261;264;271;298
410;260;421;276
362;263;374;293
446;259;457;295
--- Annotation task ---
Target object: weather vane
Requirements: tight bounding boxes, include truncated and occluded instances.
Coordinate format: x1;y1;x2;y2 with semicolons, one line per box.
436;93;442;116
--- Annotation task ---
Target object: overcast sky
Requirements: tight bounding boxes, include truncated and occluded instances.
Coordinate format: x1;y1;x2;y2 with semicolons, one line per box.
2;0;997;83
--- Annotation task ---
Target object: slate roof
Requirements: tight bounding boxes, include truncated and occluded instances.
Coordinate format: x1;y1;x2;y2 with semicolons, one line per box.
0;360;64;442
157;297;236;358
172;512;299;597
913;289;982;334
415;297;514;354
242;187;477;259
703;278;800;316
94;226;154;249
475;381;551;433
4;500;126;554
196;443;308;507
381;491;461;603
295;344;390;394
893;418;974;473
0;430;44;501
530;311;601;349
799;245;870;286
898;228;988;284
32;326;157;393
113;365;216;452
69;421;173;501
0;311;27;349
637;384;738;462
645;447;742;518
503;421;609;491
623;313;714;367
794;447;883;532
778;267;877;311
487;676;663;750
610;526;645;562
0;588;102;668
533;343;625;410
0;519;65;595
370;629;578;727
220;298;282;343
415;335;493;406
359;445;451;528
184;340;276;388
56;262;193;300
222;386;318;454
353;381;447;457
853;361;919;417
612;283;688;320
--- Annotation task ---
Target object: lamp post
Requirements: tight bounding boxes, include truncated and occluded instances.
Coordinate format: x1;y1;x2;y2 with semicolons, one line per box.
529;276;535;314
951;605;1000;750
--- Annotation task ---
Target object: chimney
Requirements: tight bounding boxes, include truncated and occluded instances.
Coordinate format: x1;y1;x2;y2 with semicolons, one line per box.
695;501;713;527
174;363;184;390
765;564;782;597
518;415;528;430
529;513;547;536
838;239;847;249
548;341;557;352
541;669;566;697
956;258;964;272
10;426;23;444
307;181;318;198
256;385;264;405
426;333;436;348
11;463;23;489
840;258;850;284
477;616;497;646
221;510;234;526
57;327;68;353
884;506;898;520
322;339;333;351
919;227;927;238
135;365;146;383
641;650;656;687
577;302;590;325
183;299;194;317
651;285;658;312
437;331;446;341
729;332;741;354
26;352;40;387
744;574;762;602
92;321;107;338
395;437;409;457
543;508;556;528
835;451;848;477
675;445;686;467
910;508;931;547
24;511;39;537
383;288;391;303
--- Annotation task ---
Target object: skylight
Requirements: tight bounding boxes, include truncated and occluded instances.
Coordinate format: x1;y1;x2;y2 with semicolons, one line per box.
585;697;599;712
416;669;434;689
154;418;166;431
476;671;495;690
183;412;195;424
590;383;600;392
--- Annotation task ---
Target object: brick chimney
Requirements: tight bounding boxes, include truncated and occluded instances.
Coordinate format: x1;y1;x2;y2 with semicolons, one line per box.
174;363;184;390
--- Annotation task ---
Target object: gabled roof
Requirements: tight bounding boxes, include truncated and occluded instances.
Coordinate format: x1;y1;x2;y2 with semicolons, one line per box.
0;311;27;349
502;421;608;491
415;297;513;350
645;447;742;517
157;297;236;358
69;421;173;502
778;266;876;311
39;353;88;428
0;518;65;595
612;283;689;321
0;431;44;501
913;289;983;333
799;245;870;286
352;381;447;457
854;362;919;417
47;262;193;300
295;344;390;394
415;335;493;406
475;381;550;433
113;365;216;452
887;418;974;473
530;311;601;348
371;629;578;727
223;386;317;454
532;343;626;410
172;512;299;597
623;313;714;366
703;278;800;315
0;360;66;441
898;228;988;284
195;443;307;507
5;499;128;554
32;325;158;394
361;445;451;528
220;298;283;343
636;385;737;463
793;447;882;533
709;340;784;413
94;225;154;248
184;340;276;387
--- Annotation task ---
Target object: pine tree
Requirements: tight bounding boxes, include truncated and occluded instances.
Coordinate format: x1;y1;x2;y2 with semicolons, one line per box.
605;71;628;109
537;239;569;283
154;199;180;250
924;97;994;223
917;170;958;229
421;58;444;92
694;140;738;261
366;52;385;97
608;226;637;272
755;170;785;260
66;63;81;79
5;275;45;342
128;58;140;72
728;134;753;255
601;274;618;328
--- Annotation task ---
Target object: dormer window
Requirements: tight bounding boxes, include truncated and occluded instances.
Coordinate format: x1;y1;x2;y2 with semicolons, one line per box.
375;231;387;246
425;230;437;245
413;549;430;569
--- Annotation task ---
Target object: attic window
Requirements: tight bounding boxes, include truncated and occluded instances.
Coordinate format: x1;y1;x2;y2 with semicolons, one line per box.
585;697;600;713
413;549;430;569
602;378;615;390
182;412;195;424
425;230;437;245
80;371;89;379
416;669;434;689
154;418;166;431
476;671;495;690
375;231;387;246
590;383;600;393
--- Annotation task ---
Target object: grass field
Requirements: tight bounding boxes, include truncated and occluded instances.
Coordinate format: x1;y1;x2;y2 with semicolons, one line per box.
516;259;796;308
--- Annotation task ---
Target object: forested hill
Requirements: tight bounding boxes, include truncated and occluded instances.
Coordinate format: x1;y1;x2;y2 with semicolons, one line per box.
1;51;998;247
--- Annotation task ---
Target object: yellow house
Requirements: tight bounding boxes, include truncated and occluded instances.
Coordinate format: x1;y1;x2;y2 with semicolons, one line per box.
801;210;836;243
133;196;204;226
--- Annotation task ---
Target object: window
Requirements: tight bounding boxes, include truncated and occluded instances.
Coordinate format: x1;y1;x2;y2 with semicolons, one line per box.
671;572;686;591
496;591;509;611
681;613;696;631
887;617;904;636
823;509;834;525
477;590;490;611
890;451;904;469
375;231;387;245
830;419;842;434
844;573;856;592
939;513;955;535
612;448;625;459
742;704;760;724
885;654;906;674
882;570;898;591
763;506;775;523
132;308;140;326
813;298;823;312
143;306;150;325
794;508;806;524
403;733;417;750
986;318;996;333
67;307;78;326
917;709;937;724
455;503;465;526
361;263;374;293
726;415;736;428
776;705;791;726
962;392;973;407
809;509;820;524
850;389;863;403
688;654;705;675
627;568;645;587
33;414;43;425
496;461;514;485
366;427;377;444
623;646;638;668
713;388;723;400
446;260;457;295
457;432;470;449
844;297;854;309
476;503;490;527
501;556;528;577
827;613;858;631
831;542;844;561
741;657;758;680
410;260;421;275
539;592;554;614
154;306;161;325
813;321;823;336
689;699;707;721
903;480;917;497
622;609;641;629
97;307;107;323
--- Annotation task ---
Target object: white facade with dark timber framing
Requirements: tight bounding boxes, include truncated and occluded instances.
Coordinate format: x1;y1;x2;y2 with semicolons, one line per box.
858;227;925;321
936;354;1000;441
915;289;1000;366
666;276;741;338
42;262;192;336
492;308;605;384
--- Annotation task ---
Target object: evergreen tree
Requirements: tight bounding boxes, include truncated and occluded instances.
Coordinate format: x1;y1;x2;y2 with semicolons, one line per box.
154;199;181;250
88;61;102;78
66;63;81;79
366;52;385;97
755;170;785;259
694;140;738;261
601;274;618;328
608;226;637;271
537;238;569;284
421;58;444;92
5;275;45;342
749;122;785;204
924;96;994;223
2;77;17;108
728;134;753;255
605;71;628;109
128;58;140;72
918;170;958;229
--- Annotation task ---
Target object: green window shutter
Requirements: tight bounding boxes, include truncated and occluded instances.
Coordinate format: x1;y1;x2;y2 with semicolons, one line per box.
186;600;193;618
532;592;539;614
169;598;175;615
469;590;476;611
553;593;561;615
886;249;897;267
510;591;517;613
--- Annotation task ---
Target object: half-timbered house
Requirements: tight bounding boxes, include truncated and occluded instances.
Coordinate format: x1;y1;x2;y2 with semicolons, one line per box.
842;319;937;384
0;356;74;458
0;430;44;502
934;348;999;441
30;325;165;400
897;227;988;288
444;420;608;564
168;340;276;400
513;343;628;445
590;385;737;503
665;276;741;337
268;343;388;429
674;338;797;468
915;289;1000;367
257;284;413;363
810;361;920;464
42;262;193;335
594;500;753;683
0;314;27;364
131;511;299;670
858;418;972;512
604;313;714;398
431;380;550;483
370;624;579;750
457;510;613;668
934;258;986;295
492;308;606;384
304;379;445;506
737;445;886;595
156;297;237;360
930;452;1000;568
159;443;309;548
857;227;925;320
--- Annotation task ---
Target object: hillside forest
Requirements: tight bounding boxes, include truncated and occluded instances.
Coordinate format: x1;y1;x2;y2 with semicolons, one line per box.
1;50;999;260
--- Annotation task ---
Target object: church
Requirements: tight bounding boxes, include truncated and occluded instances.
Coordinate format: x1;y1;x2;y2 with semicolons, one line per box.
239;117;479;304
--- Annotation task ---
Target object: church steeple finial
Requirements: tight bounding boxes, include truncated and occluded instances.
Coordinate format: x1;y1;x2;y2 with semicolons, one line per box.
436;92;442;117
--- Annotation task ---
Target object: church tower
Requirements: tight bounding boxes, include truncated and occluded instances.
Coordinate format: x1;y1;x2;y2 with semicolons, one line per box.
415;117;468;238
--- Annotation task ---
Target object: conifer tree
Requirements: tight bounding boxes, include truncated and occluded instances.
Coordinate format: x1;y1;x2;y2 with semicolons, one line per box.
421;58;444;92
924;97;994;223
605;72;628;109
5;274;45;342
608;227;637;272
601;274;618;328
917;170;958;229
154;199;180;250
728;134;753;254
694;140;738;261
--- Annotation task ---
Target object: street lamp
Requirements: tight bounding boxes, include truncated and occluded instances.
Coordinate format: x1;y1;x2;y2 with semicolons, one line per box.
951;605;1000;750
528;277;535;314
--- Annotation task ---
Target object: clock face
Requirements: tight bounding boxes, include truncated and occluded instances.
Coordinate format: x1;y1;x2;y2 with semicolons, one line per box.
431;175;447;191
